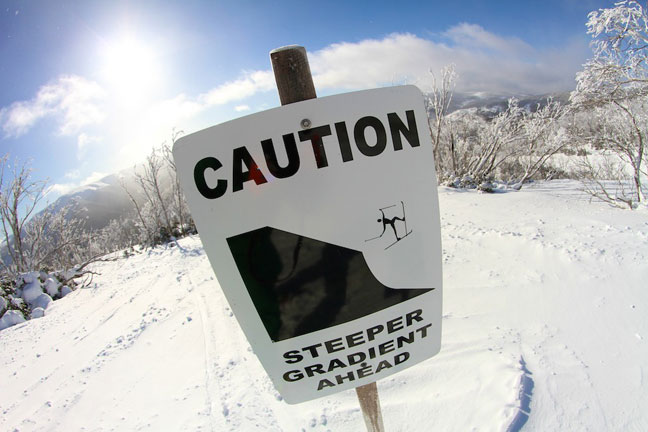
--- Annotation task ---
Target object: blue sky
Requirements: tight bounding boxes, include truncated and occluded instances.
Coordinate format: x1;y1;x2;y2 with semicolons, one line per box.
1;0;612;199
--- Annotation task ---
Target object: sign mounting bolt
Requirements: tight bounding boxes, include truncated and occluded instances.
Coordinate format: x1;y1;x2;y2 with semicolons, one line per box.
300;118;312;129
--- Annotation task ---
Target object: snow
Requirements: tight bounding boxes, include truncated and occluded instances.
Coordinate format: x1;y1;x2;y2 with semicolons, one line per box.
0;272;64;331
31;308;45;319
20;272;40;285
44;277;61;297
0;180;646;431
21;280;44;304
31;293;53;311
0;310;26;330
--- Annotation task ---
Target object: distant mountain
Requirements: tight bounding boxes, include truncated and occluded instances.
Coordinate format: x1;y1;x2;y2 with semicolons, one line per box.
51;172;137;231
1;167;159;267
441;91;571;119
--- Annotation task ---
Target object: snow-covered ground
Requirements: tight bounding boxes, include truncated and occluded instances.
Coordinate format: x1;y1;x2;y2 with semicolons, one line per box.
1;180;647;431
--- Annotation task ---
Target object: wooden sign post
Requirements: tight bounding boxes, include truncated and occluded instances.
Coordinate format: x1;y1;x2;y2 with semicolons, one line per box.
269;45;386;432
355;381;386;432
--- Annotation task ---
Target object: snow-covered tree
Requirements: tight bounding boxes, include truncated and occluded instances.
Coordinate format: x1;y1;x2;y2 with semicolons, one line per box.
443;99;524;188
162;130;191;237
571;0;648;207
120;175;154;246
21;198;90;271
135;147;174;239
0;156;112;329
509;98;569;189
88;217;139;257
0;156;109;276
0;156;49;274
437;98;571;190
427;65;457;178
571;99;648;208
121;137;194;247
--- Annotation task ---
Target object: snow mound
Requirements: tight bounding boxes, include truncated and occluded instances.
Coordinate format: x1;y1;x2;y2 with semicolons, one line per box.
21;280;44;304
0;310;26;330
31;293;53;310
44;277;61;297
31;307;45;319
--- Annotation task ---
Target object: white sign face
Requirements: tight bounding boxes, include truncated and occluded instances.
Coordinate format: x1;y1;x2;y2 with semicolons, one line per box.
173;85;442;404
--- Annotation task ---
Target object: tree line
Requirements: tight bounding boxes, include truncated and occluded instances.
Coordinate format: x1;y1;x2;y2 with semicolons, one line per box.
428;0;647;209
1;131;192;279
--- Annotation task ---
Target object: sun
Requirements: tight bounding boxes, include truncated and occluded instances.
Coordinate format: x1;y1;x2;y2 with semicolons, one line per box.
100;34;162;108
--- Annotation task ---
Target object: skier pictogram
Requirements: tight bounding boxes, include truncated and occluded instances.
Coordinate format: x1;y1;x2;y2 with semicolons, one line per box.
366;201;412;249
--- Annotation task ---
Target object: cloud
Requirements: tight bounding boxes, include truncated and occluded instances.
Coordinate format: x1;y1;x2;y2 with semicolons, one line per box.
143;71;273;137
118;71;274;164
83;171;108;184
199;70;275;106
50;170;108;196
4;24;589;190
1;75;105;137
48;182;78;196
64;169;80;179
308;29;588;95
2;24;586;145
145;26;585;150
310;34;436;90
76;133;102;160
104;26;586;172
442;23;531;55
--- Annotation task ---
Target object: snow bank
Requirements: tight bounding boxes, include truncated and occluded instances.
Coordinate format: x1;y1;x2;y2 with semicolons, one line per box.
0;180;646;431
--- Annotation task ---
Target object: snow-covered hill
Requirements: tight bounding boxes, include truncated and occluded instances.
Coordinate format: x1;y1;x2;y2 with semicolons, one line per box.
438;91;571;120
1;180;646;431
49;173;135;231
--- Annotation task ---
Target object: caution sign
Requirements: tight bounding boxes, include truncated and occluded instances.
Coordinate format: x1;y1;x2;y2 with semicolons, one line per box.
173;85;442;404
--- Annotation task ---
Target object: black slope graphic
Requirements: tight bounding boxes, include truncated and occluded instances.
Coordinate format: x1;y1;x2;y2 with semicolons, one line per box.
227;227;433;342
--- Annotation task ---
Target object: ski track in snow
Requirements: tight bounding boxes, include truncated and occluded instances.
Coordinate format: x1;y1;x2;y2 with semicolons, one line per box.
1;180;647;431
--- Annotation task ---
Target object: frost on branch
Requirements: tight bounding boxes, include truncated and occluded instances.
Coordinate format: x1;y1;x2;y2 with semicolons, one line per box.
571;0;648;208
427;92;571;191
120;130;195;247
0;156;106;331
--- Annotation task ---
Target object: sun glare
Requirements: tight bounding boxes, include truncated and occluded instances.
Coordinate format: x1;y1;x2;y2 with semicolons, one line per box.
100;34;162;109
